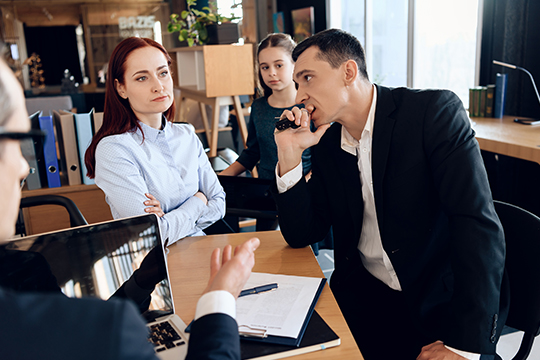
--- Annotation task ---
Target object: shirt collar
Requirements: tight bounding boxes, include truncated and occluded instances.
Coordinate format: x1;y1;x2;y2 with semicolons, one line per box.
341;84;377;155
136;116;168;142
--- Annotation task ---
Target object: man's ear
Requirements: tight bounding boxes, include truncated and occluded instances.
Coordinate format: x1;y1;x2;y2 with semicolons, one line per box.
115;79;127;99
343;60;358;86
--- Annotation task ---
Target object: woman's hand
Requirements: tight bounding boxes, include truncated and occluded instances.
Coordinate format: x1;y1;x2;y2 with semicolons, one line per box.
144;193;165;217
194;191;208;205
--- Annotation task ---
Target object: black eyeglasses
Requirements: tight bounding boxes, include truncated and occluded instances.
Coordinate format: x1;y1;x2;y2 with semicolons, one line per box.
0;127;46;189
0;127;46;142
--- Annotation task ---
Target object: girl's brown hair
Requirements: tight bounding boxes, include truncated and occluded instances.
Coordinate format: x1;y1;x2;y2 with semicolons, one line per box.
257;33;296;98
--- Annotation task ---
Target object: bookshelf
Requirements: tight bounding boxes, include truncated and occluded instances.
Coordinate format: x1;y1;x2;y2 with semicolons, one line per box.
21;185;113;235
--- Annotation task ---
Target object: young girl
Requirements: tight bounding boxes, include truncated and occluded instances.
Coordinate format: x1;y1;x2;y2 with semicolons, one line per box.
85;37;225;245
220;33;311;179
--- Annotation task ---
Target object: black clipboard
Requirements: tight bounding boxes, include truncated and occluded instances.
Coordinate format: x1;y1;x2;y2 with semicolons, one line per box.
239;277;327;347
240;310;340;359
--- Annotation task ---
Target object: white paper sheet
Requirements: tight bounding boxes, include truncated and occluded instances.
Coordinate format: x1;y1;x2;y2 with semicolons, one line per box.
236;272;323;339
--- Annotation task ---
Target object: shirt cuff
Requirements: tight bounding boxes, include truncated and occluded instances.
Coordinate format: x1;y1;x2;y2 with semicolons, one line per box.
275;162;303;193
194;290;236;321
444;345;480;360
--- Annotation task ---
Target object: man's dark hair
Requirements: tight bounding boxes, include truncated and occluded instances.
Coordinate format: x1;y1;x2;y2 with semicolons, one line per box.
292;28;369;81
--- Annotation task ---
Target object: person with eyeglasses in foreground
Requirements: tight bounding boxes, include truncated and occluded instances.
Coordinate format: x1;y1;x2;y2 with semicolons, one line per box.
0;52;258;360
271;28;508;360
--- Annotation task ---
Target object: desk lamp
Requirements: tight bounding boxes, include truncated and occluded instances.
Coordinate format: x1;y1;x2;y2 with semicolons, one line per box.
493;60;540;125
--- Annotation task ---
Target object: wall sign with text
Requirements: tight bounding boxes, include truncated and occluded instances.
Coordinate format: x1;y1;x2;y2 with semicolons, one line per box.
118;16;155;39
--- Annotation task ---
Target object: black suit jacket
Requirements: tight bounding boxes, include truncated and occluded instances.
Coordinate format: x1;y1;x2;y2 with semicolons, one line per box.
0;286;241;360
187;313;241;360
273;85;508;354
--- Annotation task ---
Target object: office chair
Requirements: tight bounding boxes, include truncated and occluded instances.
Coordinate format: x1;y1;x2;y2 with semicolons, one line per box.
18;195;88;236
204;218;238;235
227;94;253;158
494;200;540;360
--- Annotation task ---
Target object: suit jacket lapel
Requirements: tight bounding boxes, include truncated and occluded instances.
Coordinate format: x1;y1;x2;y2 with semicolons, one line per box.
372;85;396;231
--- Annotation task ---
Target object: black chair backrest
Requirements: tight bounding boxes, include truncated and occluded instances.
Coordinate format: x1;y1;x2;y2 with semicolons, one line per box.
217;175;277;219
20;195;88;229
494;200;540;360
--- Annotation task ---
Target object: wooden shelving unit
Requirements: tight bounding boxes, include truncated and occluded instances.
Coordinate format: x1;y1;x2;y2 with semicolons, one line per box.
169;44;254;158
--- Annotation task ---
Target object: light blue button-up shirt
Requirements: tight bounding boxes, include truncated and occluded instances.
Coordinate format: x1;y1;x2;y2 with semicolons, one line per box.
95;120;225;245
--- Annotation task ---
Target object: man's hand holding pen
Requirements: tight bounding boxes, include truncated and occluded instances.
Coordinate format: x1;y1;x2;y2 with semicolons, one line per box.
274;106;330;177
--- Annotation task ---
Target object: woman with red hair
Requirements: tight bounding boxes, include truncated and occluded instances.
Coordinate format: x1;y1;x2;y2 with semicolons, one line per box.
85;37;225;245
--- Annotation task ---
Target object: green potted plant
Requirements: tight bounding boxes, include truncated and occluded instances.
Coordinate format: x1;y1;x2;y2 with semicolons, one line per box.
168;0;239;47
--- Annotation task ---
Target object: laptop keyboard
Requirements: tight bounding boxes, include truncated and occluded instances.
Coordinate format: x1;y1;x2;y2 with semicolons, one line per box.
148;321;186;352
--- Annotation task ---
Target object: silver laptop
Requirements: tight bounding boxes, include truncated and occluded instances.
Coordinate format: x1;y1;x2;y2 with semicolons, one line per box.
0;214;188;360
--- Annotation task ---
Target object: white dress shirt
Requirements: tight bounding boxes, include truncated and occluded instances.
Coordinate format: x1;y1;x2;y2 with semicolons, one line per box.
276;85;479;360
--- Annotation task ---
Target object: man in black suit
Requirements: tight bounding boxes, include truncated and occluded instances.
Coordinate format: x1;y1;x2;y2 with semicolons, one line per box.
0;237;259;360
0;49;257;360
272;29;507;360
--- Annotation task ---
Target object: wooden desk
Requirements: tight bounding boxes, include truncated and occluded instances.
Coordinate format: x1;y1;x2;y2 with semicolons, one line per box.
176;85;249;157
472;115;540;164
167;231;363;359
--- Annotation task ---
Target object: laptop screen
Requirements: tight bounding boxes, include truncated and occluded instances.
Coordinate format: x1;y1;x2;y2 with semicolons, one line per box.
0;214;173;322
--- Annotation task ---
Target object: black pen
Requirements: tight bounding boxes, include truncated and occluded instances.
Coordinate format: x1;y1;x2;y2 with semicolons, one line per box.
185;283;279;333
239;283;278;297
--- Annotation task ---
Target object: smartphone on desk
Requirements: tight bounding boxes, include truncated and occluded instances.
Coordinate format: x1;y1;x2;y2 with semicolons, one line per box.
514;118;540;125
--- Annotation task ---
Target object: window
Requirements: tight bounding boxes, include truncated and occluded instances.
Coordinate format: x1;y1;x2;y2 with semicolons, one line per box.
216;0;243;22
370;0;408;86
413;0;480;103
329;0;481;104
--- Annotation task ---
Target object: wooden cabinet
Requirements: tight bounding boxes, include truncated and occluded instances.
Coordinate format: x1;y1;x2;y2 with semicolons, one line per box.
21;185;113;235
169;44;254;157
170;44;255;97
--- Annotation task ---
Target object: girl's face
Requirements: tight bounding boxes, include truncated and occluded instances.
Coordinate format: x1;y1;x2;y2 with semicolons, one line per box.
115;46;173;125
258;46;295;93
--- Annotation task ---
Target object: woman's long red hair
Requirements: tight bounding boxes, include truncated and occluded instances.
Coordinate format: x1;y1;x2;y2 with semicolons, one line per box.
84;37;176;179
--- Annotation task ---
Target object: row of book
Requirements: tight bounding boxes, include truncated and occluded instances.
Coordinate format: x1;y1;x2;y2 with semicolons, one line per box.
23;109;103;190
468;73;508;118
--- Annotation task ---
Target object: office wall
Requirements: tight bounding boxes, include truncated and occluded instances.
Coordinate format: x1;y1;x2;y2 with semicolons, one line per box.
479;0;540;217
276;0;327;37
479;0;540;119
